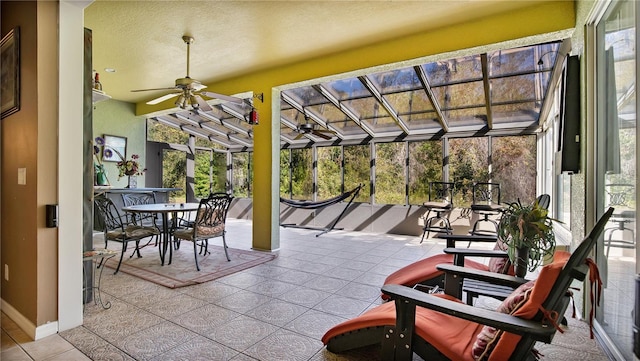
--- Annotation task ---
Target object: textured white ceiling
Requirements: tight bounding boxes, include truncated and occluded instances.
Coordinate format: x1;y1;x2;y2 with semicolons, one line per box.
84;1;537;105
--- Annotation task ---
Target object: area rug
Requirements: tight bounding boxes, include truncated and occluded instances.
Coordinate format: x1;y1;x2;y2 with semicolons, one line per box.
102;243;277;289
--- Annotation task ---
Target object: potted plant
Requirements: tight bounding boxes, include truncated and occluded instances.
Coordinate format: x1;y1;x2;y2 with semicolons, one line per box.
497;198;556;277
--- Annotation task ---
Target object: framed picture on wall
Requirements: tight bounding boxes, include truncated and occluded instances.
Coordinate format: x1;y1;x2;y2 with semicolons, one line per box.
103;134;126;162
1;27;20;119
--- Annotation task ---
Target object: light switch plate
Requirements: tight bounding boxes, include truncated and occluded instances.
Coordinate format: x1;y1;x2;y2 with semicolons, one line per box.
18;168;26;185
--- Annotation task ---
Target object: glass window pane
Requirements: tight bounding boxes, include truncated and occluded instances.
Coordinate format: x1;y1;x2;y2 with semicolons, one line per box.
492;102;540;124
449;137;488;207
306;103;367;137
290;148;313;200
323;78;370;100
194;150;226;198
491;135;537;204
443;107;488;127
408;140;443;205
375;142;405;204
162;149;186;203
422;56;483;86
344;145;370;203
280;149;291;198
432;81;485;109
147;119;189;143
344;98;395;128
369;68;422;93
232;152;252;198
317;146;342;200
595;2;636;359
283;86;327;106
491;74;539;103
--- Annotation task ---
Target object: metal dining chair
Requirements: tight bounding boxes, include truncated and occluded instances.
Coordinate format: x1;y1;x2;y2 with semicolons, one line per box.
172;192;234;271
94;194;160;274
121;192;162;252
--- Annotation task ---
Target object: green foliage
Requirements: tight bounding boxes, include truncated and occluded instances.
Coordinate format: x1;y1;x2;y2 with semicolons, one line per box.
375;142;405;204
492;136;536;204
194;151;227;198
280;149;292;196
290;148;312;200
498;199;556;272
450;138;488;207
232;152;252;197
318;146;342;200
162;149;186;201
408;140;442;204
344;145;370;202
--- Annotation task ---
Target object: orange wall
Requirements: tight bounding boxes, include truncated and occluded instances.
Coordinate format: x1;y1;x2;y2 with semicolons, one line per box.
1;0;58;327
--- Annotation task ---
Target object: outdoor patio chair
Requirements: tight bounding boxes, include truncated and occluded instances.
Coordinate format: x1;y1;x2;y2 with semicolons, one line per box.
172;192;234;271
470;182;503;236
420;181;454;243
322;207;613;360
604;183;635;257
93;194;161;274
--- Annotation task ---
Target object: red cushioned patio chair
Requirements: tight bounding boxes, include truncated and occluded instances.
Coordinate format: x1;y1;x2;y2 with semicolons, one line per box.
323;207;613;360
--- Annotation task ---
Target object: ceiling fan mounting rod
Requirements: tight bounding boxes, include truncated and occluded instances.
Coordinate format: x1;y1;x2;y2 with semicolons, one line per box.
183;35;194;78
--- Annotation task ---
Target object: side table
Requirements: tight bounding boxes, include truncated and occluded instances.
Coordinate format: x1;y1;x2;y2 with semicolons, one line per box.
83;248;117;309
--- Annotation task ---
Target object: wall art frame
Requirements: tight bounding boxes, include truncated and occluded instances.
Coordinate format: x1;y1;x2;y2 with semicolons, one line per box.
103;134;127;162
1;27;20;119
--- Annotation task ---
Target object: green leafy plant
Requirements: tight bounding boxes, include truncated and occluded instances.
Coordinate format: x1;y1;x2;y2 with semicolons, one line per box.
498;198;556;274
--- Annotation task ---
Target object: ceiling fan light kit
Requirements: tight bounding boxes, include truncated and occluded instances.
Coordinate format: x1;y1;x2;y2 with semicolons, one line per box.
131;35;243;112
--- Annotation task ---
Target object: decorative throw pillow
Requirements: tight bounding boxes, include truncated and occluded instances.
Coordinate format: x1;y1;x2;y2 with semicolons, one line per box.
487;237;510;274
471;279;535;360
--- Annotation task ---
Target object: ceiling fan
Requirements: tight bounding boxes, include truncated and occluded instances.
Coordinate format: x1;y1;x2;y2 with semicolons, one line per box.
131;35;243;111
294;115;336;140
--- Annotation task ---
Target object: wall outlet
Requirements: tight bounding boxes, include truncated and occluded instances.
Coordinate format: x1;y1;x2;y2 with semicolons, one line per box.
4;264;8;281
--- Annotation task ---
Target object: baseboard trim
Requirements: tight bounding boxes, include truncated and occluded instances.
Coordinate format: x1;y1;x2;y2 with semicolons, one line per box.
1;298;59;340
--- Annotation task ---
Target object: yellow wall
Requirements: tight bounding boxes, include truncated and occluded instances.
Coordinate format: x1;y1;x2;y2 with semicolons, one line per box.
1;0;59;327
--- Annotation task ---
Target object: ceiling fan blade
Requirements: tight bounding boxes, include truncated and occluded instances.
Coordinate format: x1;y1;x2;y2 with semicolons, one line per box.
313;131;332;140
131;87;177;92
200;91;243;104
293;133;305;140
146;92;181;105
193;95;213;112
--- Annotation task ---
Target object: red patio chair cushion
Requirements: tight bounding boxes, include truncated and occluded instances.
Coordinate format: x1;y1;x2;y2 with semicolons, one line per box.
473;251;570;360
382;254;490;300
322;294;483;361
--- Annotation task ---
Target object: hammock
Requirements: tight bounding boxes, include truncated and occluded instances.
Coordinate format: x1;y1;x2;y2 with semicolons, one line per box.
280;184;362;237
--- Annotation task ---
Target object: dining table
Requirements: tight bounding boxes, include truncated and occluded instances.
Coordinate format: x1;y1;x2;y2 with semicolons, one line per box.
121;202;200;265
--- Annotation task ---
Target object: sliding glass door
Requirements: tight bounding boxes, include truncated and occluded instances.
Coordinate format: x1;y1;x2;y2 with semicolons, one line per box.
595;1;637;359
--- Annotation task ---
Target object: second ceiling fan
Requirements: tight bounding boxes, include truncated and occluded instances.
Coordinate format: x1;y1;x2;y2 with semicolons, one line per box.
295;114;336;140
131;35;242;111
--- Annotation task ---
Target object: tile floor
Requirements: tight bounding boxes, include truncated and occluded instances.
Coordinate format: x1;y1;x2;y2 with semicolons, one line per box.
1;219;609;360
